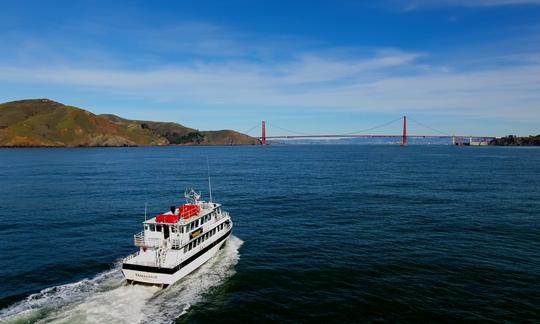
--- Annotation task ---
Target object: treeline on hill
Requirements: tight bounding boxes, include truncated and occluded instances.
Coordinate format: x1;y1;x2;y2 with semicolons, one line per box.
490;135;540;146
141;123;204;144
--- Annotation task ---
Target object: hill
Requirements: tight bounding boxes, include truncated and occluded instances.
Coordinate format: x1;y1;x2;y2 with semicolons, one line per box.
0;99;260;147
489;135;540;146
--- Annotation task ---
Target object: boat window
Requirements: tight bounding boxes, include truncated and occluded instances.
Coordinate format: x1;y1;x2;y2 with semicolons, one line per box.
184;246;187;253
144;225;149;231
171;226;176;233
149;224;155;231
156;225;162;232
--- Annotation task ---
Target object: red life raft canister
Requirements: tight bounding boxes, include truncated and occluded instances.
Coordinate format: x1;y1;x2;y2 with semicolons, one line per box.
179;204;200;219
155;214;180;223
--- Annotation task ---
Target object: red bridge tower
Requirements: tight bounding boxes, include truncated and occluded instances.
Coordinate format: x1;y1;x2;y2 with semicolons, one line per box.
261;120;266;145
402;115;407;146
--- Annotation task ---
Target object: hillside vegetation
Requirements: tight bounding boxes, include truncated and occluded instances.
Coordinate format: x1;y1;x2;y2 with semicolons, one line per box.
489;135;540;146
0;99;259;147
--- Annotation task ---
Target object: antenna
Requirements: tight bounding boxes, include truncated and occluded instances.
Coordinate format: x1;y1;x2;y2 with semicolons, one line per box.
206;156;213;202
144;202;148;221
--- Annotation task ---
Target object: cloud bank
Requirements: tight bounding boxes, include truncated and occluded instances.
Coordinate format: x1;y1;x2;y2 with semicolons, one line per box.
0;18;539;131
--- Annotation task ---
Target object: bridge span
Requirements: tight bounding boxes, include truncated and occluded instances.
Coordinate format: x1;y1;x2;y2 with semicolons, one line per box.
247;116;496;145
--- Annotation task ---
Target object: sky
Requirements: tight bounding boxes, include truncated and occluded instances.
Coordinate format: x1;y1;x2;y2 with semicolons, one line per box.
0;0;539;136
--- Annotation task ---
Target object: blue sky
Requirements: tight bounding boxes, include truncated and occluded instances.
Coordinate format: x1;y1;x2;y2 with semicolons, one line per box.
1;0;539;136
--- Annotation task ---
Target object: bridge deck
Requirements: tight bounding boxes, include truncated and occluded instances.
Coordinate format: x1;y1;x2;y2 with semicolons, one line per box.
259;135;495;139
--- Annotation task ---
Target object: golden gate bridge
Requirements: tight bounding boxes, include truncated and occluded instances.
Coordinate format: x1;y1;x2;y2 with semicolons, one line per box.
244;116;496;145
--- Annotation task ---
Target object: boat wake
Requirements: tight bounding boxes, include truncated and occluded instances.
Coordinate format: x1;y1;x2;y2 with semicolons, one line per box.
0;236;243;324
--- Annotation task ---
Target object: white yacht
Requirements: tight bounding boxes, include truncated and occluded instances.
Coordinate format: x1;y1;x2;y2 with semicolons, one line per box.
122;189;233;288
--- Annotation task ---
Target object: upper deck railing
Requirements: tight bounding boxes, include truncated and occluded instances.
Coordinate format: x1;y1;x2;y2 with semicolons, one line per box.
134;231;160;248
134;210;230;249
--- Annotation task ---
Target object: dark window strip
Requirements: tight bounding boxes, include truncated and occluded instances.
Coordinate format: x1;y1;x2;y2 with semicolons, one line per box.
123;229;232;275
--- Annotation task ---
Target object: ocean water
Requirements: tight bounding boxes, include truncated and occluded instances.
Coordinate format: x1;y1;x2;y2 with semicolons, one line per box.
0;145;539;323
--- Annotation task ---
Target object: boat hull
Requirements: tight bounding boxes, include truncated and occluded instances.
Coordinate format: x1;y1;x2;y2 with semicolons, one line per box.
122;231;231;286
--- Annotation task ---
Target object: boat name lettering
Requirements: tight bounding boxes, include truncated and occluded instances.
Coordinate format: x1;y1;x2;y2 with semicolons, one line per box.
190;228;202;239
134;273;158;279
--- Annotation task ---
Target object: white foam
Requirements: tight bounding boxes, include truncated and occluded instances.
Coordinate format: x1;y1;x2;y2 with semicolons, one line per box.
0;236;243;324
142;235;244;323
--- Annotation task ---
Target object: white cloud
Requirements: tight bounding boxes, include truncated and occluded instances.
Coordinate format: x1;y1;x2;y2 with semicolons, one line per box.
0;18;539;127
1;49;539;121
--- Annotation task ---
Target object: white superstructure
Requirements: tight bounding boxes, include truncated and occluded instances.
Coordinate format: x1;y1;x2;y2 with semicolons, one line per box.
122;189;233;287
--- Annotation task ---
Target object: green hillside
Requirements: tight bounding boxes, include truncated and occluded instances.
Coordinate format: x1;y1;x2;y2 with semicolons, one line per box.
0;99;260;147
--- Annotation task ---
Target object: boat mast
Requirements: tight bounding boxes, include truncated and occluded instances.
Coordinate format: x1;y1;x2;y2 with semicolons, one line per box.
206;156;213;202
144;202;147;221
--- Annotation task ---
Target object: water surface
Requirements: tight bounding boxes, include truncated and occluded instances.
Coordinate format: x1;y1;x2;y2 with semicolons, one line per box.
0;145;539;322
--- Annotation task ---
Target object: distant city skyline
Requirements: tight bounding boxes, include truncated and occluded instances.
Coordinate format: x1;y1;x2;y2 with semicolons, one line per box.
1;0;539;136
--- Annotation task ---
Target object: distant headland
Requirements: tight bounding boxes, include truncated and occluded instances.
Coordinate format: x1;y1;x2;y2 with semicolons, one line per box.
0;99;260;147
489;135;540;146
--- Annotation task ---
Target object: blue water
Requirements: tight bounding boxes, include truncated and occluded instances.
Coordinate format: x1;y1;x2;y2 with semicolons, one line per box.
0;145;539;323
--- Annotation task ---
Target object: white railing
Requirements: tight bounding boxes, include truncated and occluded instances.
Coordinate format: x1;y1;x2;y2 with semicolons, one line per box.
171;239;184;249
133;231;160;248
217;211;229;220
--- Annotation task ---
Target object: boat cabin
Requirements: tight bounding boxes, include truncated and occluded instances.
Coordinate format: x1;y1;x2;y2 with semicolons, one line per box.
139;203;224;245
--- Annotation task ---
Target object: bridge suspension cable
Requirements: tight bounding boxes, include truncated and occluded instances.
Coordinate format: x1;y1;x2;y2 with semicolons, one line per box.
341;116;404;135
253;115;454;141
265;122;316;136
242;123;261;135
264;117;404;137
407;117;451;136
